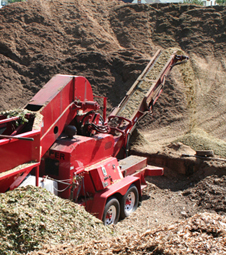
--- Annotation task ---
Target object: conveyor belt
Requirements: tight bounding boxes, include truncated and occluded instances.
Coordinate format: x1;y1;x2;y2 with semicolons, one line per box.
114;48;176;120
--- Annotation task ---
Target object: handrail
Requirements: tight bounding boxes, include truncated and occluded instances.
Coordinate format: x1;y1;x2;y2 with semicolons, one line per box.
0;135;34;141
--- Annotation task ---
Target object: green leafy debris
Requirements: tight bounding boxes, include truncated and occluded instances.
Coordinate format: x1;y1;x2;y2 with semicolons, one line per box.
0;186;114;255
0;109;35;126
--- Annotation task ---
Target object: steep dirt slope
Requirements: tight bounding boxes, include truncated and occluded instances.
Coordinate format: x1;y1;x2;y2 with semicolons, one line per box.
0;1;225;144
112;3;226;139
0;0;146;111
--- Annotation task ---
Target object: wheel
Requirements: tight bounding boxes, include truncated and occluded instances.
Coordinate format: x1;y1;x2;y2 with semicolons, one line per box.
102;197;120;225
120;184;139;219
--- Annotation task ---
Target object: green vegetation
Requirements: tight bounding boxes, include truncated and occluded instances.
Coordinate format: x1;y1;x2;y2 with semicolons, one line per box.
216;0;226;5
8;0;26;3
183;0;204;5
0;109;34;126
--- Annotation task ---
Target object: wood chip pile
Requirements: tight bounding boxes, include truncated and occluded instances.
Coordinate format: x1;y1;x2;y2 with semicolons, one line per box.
29;212;226;255
176;128;226;158
0;186;114;255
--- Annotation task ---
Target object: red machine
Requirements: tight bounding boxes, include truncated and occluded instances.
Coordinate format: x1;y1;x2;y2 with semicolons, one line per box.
0;50;188;224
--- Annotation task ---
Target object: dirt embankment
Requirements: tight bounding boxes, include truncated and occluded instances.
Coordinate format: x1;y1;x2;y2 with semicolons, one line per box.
1;0;226;152
1;1;225;130
0;1;226;254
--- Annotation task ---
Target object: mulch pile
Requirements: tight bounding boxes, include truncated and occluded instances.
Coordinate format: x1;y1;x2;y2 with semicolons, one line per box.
183;175;226;215
29;212;226;255
0;1;225;134
176;128;226;158
0;186;114;255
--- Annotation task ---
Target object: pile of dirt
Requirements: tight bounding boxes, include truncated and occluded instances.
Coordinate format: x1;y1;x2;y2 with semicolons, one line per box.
0;0;145;111
183;175;226;214
0;1;225;146
0;186;114;255
29;212;226;254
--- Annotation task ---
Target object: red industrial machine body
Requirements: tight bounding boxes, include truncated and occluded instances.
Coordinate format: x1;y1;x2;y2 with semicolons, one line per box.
0;50;188;224
40;134;116;198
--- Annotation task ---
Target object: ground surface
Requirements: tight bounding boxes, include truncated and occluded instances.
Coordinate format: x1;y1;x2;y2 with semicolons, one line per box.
0;0;226;254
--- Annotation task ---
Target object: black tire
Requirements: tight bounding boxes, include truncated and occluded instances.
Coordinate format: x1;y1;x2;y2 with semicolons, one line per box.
120;184;139;219
196;150;214;157
102;197;120;225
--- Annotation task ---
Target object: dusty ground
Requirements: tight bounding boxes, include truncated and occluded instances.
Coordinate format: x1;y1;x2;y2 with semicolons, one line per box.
117;149;226;232
0;0;226;254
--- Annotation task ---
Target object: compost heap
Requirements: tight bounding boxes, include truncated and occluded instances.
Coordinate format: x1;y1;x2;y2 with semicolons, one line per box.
0;0;226;254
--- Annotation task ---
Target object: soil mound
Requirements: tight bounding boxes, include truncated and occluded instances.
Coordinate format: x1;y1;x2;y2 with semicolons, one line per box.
1;0;225;153
183;175;226;214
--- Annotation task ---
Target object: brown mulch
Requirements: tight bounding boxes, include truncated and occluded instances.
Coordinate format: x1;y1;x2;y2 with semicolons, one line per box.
29;212;226;255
